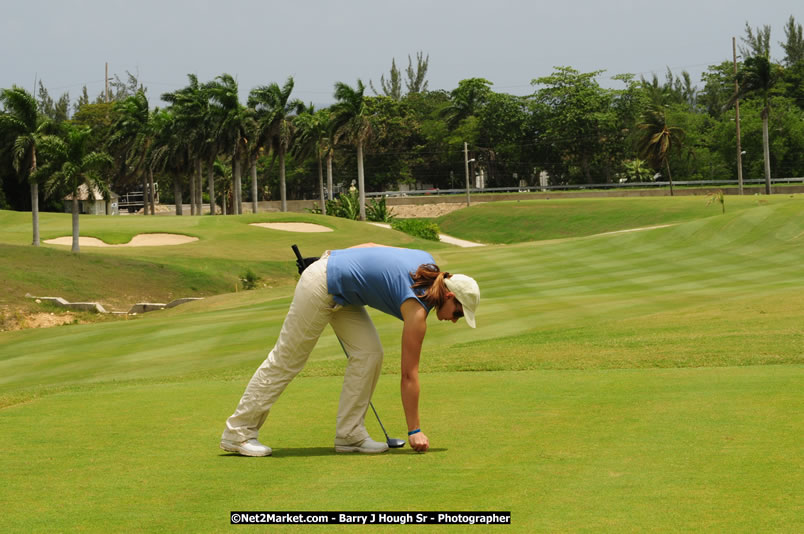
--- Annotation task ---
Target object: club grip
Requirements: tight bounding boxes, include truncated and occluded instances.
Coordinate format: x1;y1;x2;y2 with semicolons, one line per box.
292;244;303;263
291;244;319;275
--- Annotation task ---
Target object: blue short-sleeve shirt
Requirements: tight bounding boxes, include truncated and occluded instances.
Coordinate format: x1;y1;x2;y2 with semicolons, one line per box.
327;247;435;320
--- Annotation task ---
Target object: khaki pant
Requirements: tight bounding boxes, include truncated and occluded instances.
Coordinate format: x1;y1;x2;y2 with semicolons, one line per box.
221;254;384;445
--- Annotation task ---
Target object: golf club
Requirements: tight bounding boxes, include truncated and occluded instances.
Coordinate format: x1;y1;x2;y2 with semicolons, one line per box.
292;245;406;449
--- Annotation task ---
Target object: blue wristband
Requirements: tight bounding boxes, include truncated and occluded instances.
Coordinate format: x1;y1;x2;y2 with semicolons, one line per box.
408;428;421;436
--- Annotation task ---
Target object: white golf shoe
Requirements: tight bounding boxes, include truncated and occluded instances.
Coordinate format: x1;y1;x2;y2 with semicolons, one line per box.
334;437;389;454
220;438;272;457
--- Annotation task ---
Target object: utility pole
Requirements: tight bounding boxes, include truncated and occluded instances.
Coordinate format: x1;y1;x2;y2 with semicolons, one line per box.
105;62;109;103
733;37;744;195
464;142;471;207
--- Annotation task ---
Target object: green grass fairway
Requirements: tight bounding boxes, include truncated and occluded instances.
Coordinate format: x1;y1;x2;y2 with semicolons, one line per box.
1;367;801;532
1;197;802;532
437;195;800;243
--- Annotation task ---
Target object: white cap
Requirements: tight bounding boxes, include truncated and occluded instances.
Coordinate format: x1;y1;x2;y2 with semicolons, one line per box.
444;274;480;328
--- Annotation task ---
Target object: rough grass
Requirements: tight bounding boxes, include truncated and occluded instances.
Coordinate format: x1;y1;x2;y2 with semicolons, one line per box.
0;243;235;312
0;209;447;317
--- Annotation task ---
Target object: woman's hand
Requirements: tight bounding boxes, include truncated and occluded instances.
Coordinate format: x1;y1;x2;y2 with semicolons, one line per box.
409;430;430;452
400;300;427;451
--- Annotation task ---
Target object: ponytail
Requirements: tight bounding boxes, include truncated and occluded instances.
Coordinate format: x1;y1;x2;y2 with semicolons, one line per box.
410;263;452;308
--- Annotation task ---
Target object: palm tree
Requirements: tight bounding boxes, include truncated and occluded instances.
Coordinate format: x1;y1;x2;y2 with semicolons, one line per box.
205;74;249;214
240;108;261;214
213;158;233;215
244;91;271;213
293;104;330;214
441;78;493;128
162;75;211;215
248;77;302;212
0;86;52;245
325;135;334;202
637;106;685;196
108;90;155;214
731;55;781;195
149;109;191;215
36;124;112;253
331;79;373;220
623;158;650;182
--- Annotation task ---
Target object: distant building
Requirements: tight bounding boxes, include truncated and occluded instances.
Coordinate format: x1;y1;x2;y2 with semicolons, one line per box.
64;185;119;215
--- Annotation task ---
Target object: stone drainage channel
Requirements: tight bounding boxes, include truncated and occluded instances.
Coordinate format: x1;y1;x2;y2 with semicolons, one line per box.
25;294;203;316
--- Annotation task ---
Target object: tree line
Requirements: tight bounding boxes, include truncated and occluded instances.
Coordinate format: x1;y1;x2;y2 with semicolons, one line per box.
2;18;803;248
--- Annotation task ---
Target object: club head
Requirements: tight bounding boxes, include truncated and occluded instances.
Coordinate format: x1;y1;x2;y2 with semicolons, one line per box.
387;438;406;449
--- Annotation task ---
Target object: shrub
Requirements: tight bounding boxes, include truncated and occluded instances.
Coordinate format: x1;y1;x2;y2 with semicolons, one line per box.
390;218;441;241
366;196;394;222
308;192;394;223
333;191;361;220
308;191;360;220
706;190;725;214
240;269;261;290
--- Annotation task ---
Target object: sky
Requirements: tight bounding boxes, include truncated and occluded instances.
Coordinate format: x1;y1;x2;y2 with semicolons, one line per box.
1;0;800;109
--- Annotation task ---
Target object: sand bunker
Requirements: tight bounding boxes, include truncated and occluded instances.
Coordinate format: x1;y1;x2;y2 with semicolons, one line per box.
44;233;198;247
251;222;333;233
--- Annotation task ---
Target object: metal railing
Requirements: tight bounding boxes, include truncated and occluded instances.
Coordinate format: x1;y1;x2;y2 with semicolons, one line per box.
117;191;145;208
365;177;804;197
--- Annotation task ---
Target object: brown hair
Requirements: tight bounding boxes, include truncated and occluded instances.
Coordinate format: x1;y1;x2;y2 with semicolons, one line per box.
410;263;452;308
